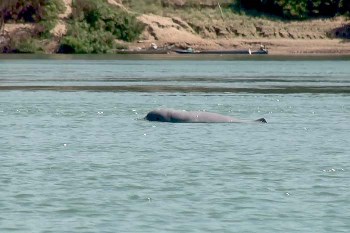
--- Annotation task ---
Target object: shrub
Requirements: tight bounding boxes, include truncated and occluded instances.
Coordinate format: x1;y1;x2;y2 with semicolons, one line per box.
1;0;65;22
59;0;143;54
235;0;350;19
0;0;65;34
72;0;144;41
40;0;66;34
124;0;163;14
59;22;126;54
2;36;43;53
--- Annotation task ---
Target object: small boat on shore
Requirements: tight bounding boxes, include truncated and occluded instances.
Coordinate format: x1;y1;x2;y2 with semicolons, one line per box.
174;47;268;55
115;49;169;54
115;46;268;55
199;49;268;55
173;48;198;54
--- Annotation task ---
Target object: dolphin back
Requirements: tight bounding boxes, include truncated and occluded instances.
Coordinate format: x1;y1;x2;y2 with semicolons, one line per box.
145;108;267;123
255;118;267;123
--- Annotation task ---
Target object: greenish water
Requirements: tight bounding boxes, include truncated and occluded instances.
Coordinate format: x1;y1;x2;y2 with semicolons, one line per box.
0;55;349;232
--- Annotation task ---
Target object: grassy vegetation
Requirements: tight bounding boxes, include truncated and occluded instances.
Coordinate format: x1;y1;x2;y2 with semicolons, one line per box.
123;0;231;14
1;0;349;53
1;0;65;34
123;0;164;15
235;0;350;20
59;22;125;53
10;38;44;53
58;0;144;53
123;0;350;21
0;0;65;53
1;0;145;54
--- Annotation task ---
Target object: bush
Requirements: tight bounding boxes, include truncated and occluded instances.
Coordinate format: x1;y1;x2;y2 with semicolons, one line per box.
123;0;162;14
58;22;126;54
235;0;350;19
59;0;143;54
40;0;66;34
1;0;65;22
0;0;65;34
2;36;43;53
72;0;144;41
14;38;43;53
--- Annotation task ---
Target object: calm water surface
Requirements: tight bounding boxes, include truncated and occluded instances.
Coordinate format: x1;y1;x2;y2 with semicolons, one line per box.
0;55;349;232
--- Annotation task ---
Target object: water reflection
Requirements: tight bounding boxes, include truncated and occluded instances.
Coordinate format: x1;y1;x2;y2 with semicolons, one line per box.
0;58;349;94
0;85;349;94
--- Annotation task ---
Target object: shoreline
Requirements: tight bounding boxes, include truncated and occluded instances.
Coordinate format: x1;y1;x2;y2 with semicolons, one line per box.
1;1;349;56
1;53;350;60
126;38;350;56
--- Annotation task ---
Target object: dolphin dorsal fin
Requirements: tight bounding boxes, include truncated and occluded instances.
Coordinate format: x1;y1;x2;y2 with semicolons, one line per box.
255;118;267;123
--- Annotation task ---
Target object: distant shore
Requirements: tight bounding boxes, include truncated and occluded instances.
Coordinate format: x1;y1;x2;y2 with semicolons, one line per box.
123;38;350;56
1;0;350;55
242;38;350;55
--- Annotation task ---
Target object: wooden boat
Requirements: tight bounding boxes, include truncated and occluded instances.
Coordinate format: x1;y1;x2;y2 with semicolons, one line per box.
115;49;169;54
174;48;268;55
173;48;198;54
199;49;268;55
116;47;268;55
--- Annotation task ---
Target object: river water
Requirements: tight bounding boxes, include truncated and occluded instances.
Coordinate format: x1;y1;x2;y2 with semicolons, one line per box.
0;55;349;232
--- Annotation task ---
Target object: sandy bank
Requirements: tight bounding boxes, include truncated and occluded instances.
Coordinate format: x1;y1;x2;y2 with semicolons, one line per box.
130;13;350;55
1;0;349;55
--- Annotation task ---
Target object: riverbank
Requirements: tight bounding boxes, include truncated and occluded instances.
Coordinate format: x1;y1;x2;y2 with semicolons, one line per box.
1;0;349;55
125;38;350;56
126;11;350;55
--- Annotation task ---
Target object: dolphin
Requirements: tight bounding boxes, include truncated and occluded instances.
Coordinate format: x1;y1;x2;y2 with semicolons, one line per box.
145;108;267;123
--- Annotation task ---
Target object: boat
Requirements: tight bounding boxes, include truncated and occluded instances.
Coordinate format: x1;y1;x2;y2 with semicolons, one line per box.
174;48;268;55
115;47;268;55
199;49;268;55
173;48;198;54
115;49;169;54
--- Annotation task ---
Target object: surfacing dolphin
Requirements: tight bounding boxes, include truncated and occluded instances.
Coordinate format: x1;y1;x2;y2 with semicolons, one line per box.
145;108;267;123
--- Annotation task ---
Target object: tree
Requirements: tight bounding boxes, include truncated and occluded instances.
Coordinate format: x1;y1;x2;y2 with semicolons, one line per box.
236;0;349;19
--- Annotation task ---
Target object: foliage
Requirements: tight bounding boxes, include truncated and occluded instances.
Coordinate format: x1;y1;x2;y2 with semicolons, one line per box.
58;0;143;54
0;0;65;22
14;38;43;53
71;0;144;42
123;0;231;12
234;0;350;19
123;0;163;14
2;36;43;53
0;0;65;33
59;22;126;54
